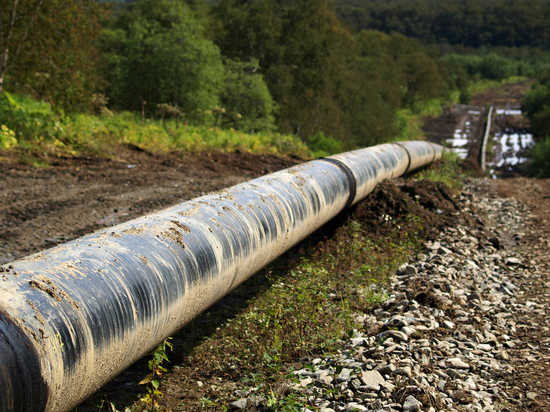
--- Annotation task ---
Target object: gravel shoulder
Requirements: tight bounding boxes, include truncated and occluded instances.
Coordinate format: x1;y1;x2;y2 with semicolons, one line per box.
207;177;550;412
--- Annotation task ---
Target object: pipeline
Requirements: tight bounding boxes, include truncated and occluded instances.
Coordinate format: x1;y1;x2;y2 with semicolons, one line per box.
0;141;442;412
480;106;494;172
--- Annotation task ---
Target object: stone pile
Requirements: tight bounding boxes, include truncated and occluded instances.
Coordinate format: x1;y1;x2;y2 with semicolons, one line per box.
232;181;549;411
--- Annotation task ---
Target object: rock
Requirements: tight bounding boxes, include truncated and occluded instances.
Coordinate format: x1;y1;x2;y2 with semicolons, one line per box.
230;399;248;409
505;257;522;266
443;320;455;329
394;366;412;377
376;330;409;342
402;395;422;412
351;337;368;347
300;377;314;387
467;292;482;301
447;358;470;369
401;326;417;336
344;403;367;411
488;236;500;248
376;364;396;375
446;369;463;379
336;368;352;383
360;370;385;387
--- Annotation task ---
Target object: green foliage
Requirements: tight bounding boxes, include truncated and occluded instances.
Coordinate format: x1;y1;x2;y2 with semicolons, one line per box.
394;109;424;141
442;52;537;83
102;0;225;124
2;0;107;112
414;150;464;195
523;70;550;138
0;91;310;159
525;136;550;178
307;132;343;158
0;91;63;142
0;124;17;149
219;59;277;133
140;337;173;410
335;0;550;49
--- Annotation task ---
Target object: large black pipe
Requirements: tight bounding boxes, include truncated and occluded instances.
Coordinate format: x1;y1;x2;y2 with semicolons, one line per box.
0;141;441;412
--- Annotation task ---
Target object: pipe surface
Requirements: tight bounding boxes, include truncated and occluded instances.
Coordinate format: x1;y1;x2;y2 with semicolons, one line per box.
0;141;442;412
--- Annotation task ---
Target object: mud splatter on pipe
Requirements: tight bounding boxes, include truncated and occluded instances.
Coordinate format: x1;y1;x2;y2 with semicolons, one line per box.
0;141;442;412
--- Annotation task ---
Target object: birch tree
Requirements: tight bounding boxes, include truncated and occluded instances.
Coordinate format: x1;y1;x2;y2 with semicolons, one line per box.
0;0;45;94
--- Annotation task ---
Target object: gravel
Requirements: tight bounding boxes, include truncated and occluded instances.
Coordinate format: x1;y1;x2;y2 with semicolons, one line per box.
231;179;550;411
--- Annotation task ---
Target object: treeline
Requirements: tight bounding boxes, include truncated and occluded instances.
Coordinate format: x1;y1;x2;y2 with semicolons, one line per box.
2;0;528;152
2;0;459;150
336;0;550;49
523;68;550;177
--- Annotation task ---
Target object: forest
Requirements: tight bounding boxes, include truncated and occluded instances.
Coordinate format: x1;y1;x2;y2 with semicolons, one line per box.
1;0;549;156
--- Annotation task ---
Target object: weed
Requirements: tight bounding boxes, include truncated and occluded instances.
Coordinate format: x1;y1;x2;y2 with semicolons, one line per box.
199;396;217;410
139;337;173;411
414;150;464;195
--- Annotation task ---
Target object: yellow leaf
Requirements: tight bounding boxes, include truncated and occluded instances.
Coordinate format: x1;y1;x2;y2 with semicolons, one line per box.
138;372;154;385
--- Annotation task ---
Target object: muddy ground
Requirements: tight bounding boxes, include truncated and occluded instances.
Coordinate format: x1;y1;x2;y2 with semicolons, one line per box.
0;148;302;264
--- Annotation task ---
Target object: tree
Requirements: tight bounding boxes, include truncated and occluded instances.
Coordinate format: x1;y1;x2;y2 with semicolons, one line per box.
213;0;353;142
523;70;550;138
1;0;106;111
0;0;46;95
103;0;225;123
219;59;277;133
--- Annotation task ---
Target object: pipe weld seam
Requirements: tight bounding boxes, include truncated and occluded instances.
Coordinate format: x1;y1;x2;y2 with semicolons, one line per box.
393;142;412;175
428;141;437;163
318;157;357;209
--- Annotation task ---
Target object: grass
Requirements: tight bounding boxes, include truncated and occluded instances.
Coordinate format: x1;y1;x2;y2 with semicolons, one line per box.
393;97;445;142
62;113;310;159
0;92;311;162
467;75;531;98
414;150;465;195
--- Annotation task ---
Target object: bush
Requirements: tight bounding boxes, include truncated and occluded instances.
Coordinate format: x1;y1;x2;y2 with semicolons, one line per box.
307;132;343;158
0;125;17;149
522;70;550;138
479;53;514;81
219;59;278;133
0;92;62;142
526;136;550;177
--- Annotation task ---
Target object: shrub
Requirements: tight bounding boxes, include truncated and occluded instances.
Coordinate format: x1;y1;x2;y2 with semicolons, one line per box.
526;136;550;177
0;91;62;142
307;132;343;158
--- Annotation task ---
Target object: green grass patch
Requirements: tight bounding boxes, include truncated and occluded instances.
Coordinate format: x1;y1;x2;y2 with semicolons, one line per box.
393;97;446;142
0;93;311;161
468;76;530;98
414;150;464;195
62;112;310;159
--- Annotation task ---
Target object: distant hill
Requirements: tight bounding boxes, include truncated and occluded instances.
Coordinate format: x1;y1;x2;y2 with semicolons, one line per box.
333;0;550;49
